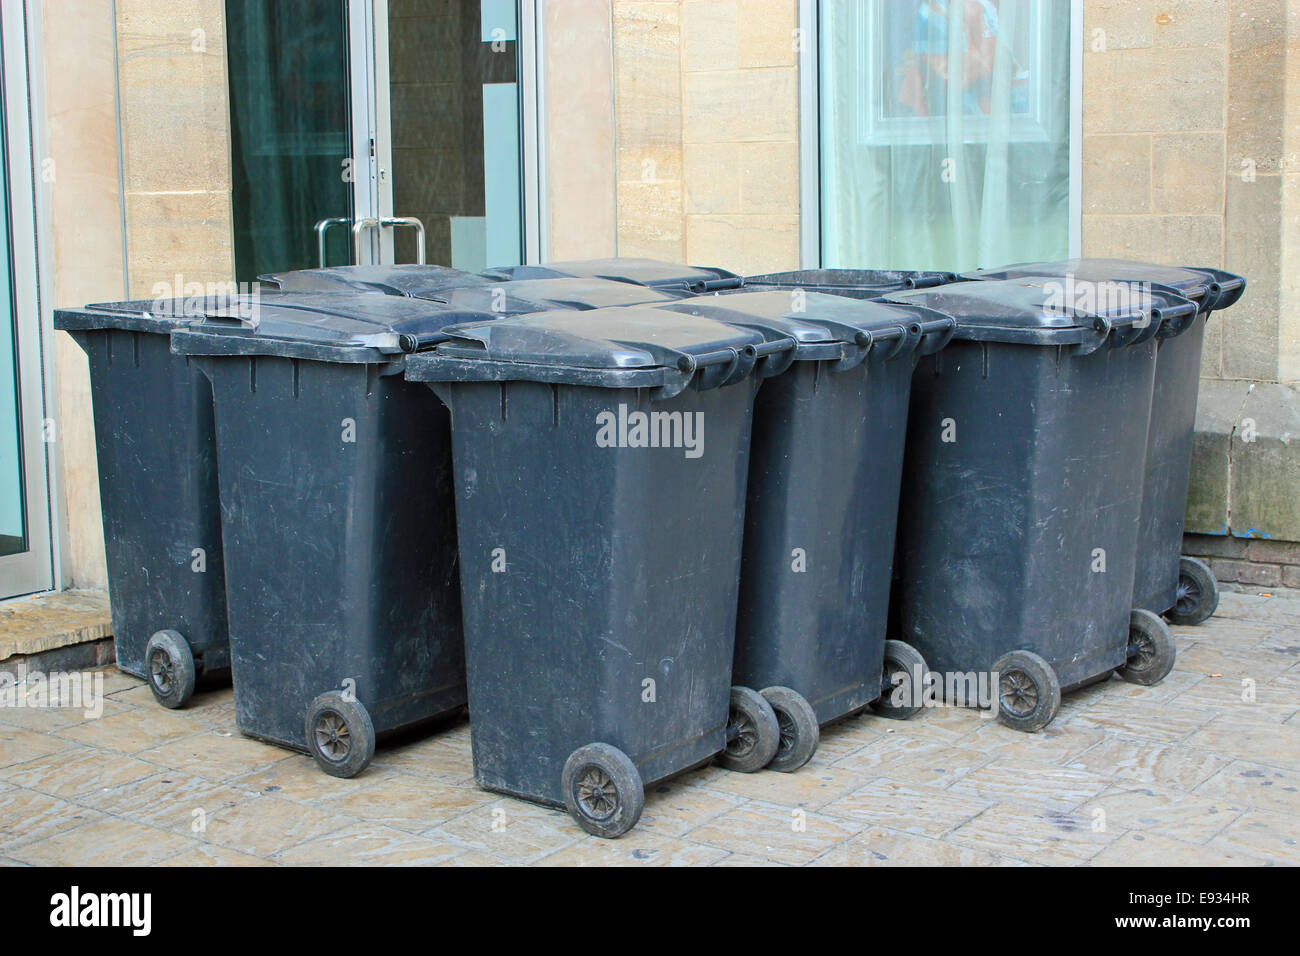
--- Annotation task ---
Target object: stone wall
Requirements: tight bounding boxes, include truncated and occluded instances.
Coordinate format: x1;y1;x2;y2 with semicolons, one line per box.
609;0;800;273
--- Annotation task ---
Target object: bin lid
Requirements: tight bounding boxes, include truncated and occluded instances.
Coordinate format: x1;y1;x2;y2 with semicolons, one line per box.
479;257;740;292
962;259;1245;313
257;264;492;296
432;277;685;313
740;268;958;296
405;306;776;395
169;293;503;363
880;278;1185;348
53;290;349;334
654;289;955;364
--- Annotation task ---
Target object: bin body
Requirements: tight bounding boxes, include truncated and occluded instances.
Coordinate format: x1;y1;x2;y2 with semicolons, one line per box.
171;296;498;751
55;305;229;678
656;291;954;724
963;260;1245;616
406;307;771;806
882;280;1193;689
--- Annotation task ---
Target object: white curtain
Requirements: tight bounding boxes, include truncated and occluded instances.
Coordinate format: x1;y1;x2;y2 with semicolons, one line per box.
820;0;1072;272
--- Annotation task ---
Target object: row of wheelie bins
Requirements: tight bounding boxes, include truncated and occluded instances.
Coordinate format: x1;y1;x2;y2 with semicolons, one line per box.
55;255;1243;837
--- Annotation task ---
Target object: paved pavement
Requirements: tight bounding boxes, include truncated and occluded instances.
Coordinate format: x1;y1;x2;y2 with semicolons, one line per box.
1;588;1297;866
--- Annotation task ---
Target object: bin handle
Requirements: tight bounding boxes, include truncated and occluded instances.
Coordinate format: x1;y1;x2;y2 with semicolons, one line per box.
755;336;800;378
653;344;758;399
915;316;958;356
1153;295;1200;340
1071;314;1113;356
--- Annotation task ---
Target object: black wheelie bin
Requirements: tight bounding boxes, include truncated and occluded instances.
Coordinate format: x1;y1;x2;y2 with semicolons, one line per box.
55;297;237;708
877;279;1201;731
653;290;956;771
404;307;791;837
168;293;509;777
963;260;1246;627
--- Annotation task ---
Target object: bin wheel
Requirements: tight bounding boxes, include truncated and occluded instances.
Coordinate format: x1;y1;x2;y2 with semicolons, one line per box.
145;630;196;709
1118;609;1177;686
718;685;780;773
305;692;375;778
1164;556;1220;627
992;650;1061;733
872;639;928;719
561;743;644;838
760;686;819;773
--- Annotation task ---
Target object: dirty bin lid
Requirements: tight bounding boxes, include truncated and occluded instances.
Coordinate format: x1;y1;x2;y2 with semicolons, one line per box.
405;306;780;395
739;268;958;296
479;257;740;292
654;289;956;364
963;259;1245;313
53;290;350;334
431;277;685;313
880;279;1195;348
258;264;492;297
169;294;503;363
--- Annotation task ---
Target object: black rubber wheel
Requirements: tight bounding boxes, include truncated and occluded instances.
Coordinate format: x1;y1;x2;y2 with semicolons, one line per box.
1164;556;1220;626
1118;609;1177;686
305;691;376;778
561;743;644;838
872;639;928;719
760;686;819;773
145;630;196;709
992;650;1061;733
717;685;780;773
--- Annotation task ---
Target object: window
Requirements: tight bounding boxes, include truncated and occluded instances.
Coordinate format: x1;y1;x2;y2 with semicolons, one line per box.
807;0;1079;272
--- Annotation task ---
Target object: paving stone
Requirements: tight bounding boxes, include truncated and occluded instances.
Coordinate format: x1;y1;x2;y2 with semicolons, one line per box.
422;797;581;864
0;787;106;849
946;804;1122;865
949;758;1113;810
1206;809;1300;863
1089;783;1245;843
539;832;730;867
270;824;468;866
0;745;160;799
8;818;196;866
822;781;993;839
684;801;855;866
1064;738;1232;792
1091;831;1259;866
810;826;1032;867
1193;759;1300;817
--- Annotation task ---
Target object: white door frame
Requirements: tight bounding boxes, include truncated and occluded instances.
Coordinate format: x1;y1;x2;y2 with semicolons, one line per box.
0;0;55;599
350;0;542;267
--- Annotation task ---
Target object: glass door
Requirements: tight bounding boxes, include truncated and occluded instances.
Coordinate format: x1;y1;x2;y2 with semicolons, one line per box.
0;0;54;599
226;0;532;281
371;0;525;273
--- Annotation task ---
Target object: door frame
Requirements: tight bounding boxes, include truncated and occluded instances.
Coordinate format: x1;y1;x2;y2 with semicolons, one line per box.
348;0;543;267
0;0;56;599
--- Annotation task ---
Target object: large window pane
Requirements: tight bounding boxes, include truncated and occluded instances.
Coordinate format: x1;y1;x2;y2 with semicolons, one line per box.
225;0;353;281
819;0;1072;271
0;47;27;559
